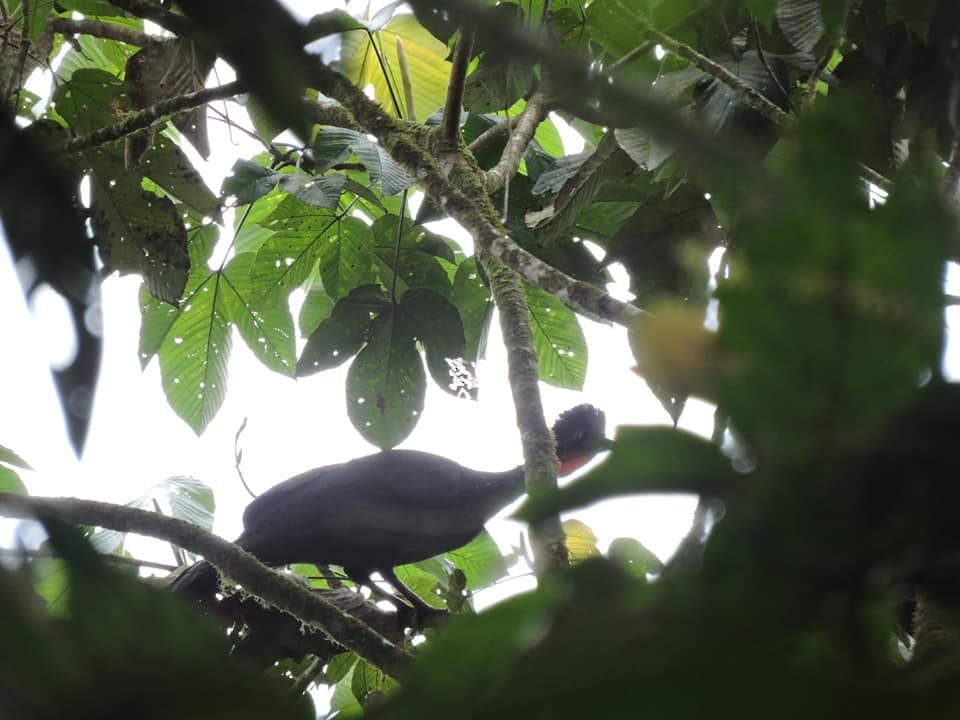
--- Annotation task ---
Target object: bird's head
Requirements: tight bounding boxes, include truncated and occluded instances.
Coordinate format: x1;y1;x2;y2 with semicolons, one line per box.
552;404;612;476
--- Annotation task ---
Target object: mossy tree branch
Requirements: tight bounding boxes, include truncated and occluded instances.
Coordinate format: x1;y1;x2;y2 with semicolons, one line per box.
0;492;413;678
57;81;245;155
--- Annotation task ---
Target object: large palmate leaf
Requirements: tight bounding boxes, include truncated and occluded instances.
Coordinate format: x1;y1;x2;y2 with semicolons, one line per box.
451;258;493;367
525;284;587;390
298;284;389;375
370;215;453;299
337;13;451;123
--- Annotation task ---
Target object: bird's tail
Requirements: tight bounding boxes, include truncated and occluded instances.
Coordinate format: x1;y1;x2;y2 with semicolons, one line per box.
170;559;220;601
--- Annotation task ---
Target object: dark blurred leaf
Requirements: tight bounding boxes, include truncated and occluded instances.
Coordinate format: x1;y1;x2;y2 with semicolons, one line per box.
0;114;100;456
176;0;313;139
517;426;737;521
608;537;663;575
0;520;310;720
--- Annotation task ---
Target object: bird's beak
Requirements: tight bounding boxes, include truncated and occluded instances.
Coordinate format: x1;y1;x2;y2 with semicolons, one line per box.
598;437;615;451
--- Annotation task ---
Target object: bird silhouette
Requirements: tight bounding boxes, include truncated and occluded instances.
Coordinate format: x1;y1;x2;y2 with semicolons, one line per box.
173;405;610;614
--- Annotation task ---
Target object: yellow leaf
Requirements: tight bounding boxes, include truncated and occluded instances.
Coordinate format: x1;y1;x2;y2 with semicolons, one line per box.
563;519;600;563
338;15;452;124
628;300;717;399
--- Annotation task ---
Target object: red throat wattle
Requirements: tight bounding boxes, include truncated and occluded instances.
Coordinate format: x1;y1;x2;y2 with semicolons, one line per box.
559;454;592;476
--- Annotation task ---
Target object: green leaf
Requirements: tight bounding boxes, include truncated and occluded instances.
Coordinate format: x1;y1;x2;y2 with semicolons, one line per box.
370;215;452;299
157;272;232;434
299;287;335;337
346;306;426;449
298;285;389;375
155;476;215;531
32;557;71;613
329;664;362;716
318;216;380;301
337;14;452;124
517;426;737;521
525;284;587;390
400;288;474;398
452;259;493;366
351;661;396;706
0;465;26;495
0;444;32;470
223;159;347;209
608;537;663;576
393;564;446;608
325;652;359;684
463;51;537;114
443;530;508;590
744;0;777;26
142;131;221;222
222;253;296;376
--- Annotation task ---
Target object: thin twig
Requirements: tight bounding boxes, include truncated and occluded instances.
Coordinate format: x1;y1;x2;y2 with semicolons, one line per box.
292;656;327;695
58;80;245;155
234;417;257;500
467;115;521;154
152;498;186;566
752;19;794;113
0;492;413;677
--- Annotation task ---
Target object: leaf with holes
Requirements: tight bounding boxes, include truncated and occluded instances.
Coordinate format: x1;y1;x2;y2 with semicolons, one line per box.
249;197;340;306
525;284;587;390
318;216;380;301
157;272;231;434
346;307;425;449
222;253;296;376
337;14;451;123
298;284;389;375
400;288;473;399
370;215;452;299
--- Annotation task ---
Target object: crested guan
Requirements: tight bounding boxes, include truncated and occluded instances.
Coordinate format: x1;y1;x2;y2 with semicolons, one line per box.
173;405;610;611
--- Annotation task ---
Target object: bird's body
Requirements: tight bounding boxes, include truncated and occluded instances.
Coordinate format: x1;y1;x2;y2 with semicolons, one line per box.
237;450;524;571
173;405;609;609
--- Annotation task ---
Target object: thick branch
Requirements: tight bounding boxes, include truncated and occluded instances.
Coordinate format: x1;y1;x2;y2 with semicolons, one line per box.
482;90;547;193
0;492;412;678
49;17;152;46
58;80;244;154
439;26;474;148
483;256;568;574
